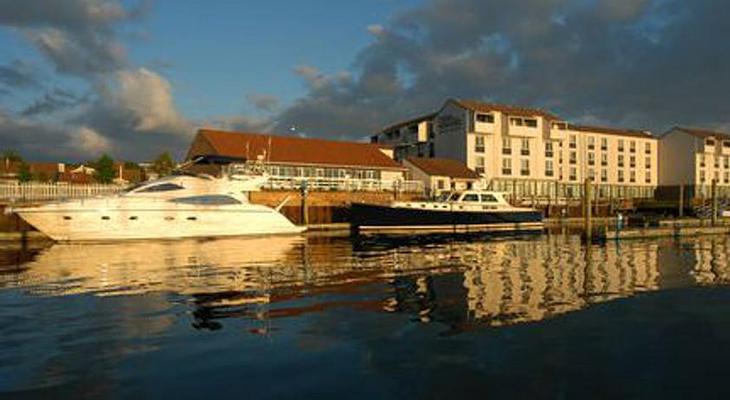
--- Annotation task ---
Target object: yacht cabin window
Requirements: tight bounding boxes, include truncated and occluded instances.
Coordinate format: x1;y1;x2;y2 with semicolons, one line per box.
138;183;184;193
462;194;480;202
480;194;498;203
170;195;242;205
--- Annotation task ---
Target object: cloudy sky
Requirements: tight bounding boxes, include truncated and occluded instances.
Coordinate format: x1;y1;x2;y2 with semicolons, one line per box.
0;0;728;162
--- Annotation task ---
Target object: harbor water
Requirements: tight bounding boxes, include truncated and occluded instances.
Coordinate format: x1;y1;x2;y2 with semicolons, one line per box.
2;233;730;398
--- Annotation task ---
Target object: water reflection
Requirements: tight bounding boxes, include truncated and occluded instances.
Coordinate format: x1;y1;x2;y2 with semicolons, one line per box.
2;234;730;332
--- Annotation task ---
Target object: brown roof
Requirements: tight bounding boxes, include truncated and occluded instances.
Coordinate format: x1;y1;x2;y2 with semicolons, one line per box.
191;129;404;170
672;127;730;141
451;98;562;121
569;124;655;139
380;112;437;133
406;157;481;179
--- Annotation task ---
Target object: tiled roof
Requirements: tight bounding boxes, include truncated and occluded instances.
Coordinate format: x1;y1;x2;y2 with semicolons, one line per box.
406;157;481;179
380;112;437;133
192;129;405;170
569;124;655;139
451;98;562;121
672;127;730;141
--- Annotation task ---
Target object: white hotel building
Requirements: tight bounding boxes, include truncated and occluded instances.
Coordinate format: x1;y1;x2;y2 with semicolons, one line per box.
373;98;658;199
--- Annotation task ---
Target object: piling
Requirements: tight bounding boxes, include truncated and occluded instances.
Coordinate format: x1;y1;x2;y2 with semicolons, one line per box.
583;178;593;240
712;179;719;226
678;184;684;218
300;181;309;226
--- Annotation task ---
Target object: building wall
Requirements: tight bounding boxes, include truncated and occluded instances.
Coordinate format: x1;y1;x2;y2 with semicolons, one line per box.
433;101;468;163
659;128;697;185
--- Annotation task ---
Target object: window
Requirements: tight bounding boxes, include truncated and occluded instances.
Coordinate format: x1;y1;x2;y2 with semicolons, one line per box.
725;172;729;184
601;138;608;151
706;139;716;147
646;172;652;184
437;179;445;189
520;159;530;176
587;136;595;150
525;119;538;127
171;195;242;205
569;135;577;149
588;168;595;181
569;151;577;164
502;158;512;175
618;154;625;167
509;117;523;126
476;113;494;123
545;142;554;158
569;167;577;181
700;170;706;182
475;136;485;153
475;156;485;174
630;155;636;168
551;122;567;130
545;160;554;177
588;152;595;166
699;155;706;168
502;138;511;155
480;194;498;203
139;183;184;193
601;153;608;166
601;169;608;182
645;142;652;154
715;156;720;169
618;170;625;183
618;139;625;152
724;141;730;148
462;194;480;202
630;171;636;183
629;141;636;153
521;138;530;155
725;156;729;169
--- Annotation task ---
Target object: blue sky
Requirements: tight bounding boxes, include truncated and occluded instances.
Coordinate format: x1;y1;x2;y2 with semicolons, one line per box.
128;0;423;119
0;0;729;161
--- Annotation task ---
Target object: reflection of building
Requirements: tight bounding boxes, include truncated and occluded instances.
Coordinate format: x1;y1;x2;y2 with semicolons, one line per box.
372;98;658;199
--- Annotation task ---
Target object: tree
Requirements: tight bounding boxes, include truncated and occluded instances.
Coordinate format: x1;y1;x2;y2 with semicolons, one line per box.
17;162;32;183
94;153;115;184
152;152;176;176
2;149;23;163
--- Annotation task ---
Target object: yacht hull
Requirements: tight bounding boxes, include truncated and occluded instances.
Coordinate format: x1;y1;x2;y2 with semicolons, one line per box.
350;203;543;234
15;201;304;242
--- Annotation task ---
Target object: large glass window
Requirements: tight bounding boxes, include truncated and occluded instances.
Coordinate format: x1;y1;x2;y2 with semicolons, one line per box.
171;195;242;205
139;183;184;193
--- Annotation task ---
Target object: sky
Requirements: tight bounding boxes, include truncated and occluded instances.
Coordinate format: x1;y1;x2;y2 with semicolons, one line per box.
0;0;729;162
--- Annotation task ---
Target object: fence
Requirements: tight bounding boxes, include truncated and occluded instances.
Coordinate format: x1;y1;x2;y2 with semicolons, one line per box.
263;176;424;193
0;182;123;202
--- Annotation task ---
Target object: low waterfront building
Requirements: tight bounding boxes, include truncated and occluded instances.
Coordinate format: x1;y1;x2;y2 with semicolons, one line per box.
403;157;483;196
373;98;658;199
659;127;730;197
187;129;413;191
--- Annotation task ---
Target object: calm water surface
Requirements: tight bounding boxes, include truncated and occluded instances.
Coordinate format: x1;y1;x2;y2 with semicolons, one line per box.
2;233;730;399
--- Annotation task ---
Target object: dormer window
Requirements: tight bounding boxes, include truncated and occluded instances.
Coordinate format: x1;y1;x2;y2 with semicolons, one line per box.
476;113;494;123
509;117;538;127
706;139;716;147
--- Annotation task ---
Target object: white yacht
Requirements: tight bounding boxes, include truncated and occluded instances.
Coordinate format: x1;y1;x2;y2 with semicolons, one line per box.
351;190;544;234
8;172;305;242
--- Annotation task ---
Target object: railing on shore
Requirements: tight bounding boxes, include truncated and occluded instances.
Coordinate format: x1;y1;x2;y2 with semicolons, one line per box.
263;176;423;193
0;182;123;202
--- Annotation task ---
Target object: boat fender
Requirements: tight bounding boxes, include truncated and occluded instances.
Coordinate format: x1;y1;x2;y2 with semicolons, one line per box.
275;195;292;212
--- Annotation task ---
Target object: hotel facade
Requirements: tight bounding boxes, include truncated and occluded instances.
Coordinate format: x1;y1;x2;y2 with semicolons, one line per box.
659;127;730;197
373;99;658;199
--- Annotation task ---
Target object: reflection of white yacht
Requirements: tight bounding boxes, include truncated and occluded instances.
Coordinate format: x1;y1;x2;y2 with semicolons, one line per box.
10;173;305;242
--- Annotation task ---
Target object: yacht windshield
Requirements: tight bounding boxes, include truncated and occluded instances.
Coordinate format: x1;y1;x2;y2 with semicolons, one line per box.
448;192;462;201
170;195;241;205
137;183;184;193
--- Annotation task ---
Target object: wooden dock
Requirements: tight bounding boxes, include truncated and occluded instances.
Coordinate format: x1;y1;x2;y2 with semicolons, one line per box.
601;225;730;240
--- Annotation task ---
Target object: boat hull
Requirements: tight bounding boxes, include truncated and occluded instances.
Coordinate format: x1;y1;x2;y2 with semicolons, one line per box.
14;200;304;242
350;203;543;234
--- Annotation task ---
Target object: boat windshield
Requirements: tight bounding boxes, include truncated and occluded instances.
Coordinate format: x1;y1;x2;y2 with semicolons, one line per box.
447;192;462;201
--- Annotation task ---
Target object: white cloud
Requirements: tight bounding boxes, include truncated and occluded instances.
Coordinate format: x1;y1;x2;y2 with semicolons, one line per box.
72;126;112;154
110;68;190;135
